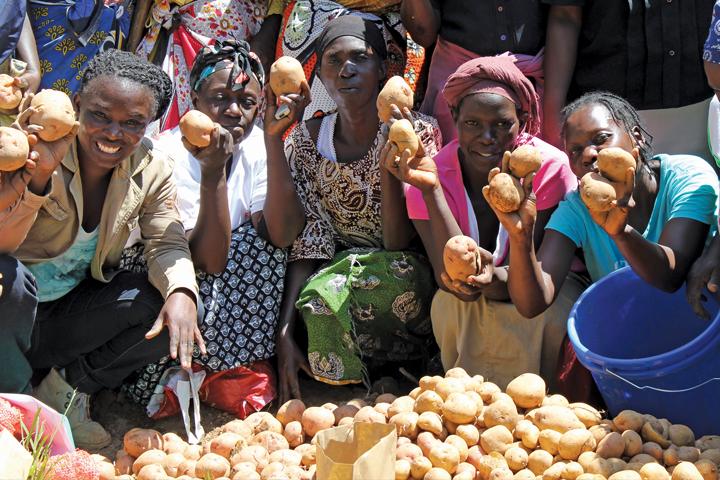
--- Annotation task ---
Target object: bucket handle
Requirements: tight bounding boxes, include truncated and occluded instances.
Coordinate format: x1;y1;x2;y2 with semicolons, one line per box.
605;369;720;393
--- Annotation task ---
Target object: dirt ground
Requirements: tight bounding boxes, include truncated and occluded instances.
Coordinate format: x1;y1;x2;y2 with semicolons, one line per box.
91;366;422;460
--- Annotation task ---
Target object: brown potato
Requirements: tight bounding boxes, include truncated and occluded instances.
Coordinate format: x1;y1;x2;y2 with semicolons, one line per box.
597;433;627;459
597;147;636;183
443;235;480;282
571;404;602;429
223;419;253;440
388;118;418;158
696;436;720;452
446;434;470;463
613;412;644;434
678;447;700;463
355;405;387;424
377;76;414;123
276;399;306;426
376;393;397;404
528;450;555;476
301;407;335;437
429;443;461;474
578;452;602;472
0;127;29;171
457;424;481;447
184;444;203;460
485;399;519;431
506;374;546;409
211;432;246;460
166;452;187;477
506;446;530;471
608;471;642;480
699;449;720;464
411;456;433;479
628;454;657;466
374;402;391;418
391;412;420;439
164;440;188;455
114;453;136;475
332;404;359;425
133;449;168;474
591;425;614;445
124;428;164;457
540;429;564;456
642;423;672;449
283;421;304;448
640;463;670;480
179;109;214;147
195;453;231;479
488;172;524;212
563;462;585;480
532;406;578;434
443;392;478;424
509;145;543;178
177;459;198;477
671;462;704;480
623;431;644;457
418;411;444;435
665;448;680;466
608;459;628;475
137;464;166;480
269;56;304;96
643;443;663;461
28;89;75;142
694;459;718;480
669;426;696;448
0;74;21;110
587;458;612;478
250;432;290;454
559;430;596;461
580;172;617;212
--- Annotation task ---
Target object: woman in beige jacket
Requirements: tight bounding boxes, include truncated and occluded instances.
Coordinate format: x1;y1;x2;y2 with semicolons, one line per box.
0;50;204;451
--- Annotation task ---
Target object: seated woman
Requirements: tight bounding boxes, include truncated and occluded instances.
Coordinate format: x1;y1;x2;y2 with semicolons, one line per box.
121;41;289;408
487;91;718;345
391;56;580;390
264;15;441;403
0;50;202;451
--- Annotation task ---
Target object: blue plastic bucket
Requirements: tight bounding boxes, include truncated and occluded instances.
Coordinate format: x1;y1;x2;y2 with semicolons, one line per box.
568;266;720;436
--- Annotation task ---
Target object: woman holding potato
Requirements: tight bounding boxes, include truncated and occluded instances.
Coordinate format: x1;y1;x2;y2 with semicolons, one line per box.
266;15;441;402
486;91;719;334
390;56;581;390
0;50;203;450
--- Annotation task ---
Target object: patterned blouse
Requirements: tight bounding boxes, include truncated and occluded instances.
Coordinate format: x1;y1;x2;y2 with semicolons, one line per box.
285;112;442;262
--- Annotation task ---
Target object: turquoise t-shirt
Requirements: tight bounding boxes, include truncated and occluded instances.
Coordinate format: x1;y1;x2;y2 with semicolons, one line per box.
546;154;720;283
26;227;100;302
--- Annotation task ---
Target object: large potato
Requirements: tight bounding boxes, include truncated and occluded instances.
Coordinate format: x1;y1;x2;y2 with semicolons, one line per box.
669;426;696;448
211;432;245;459
411;456;433;479
415;390;445;414
457;424;481;447
586;458;612;478
0;127;29;171
388;119;418;158
377;76;413;123
488;172;524;213
391;412;420;439
597;433;626;459
580;172;616;212
570;404;602;429
540;429;563;455
276;399;306;426
578;452;602;472
446;435;469;463
124;428;164;457
388;396;416;417
597;147;636;183
506;446;530;471
223;419;253;440
429;443;461;474
443;392;478;424
613;411;644;433
485;399;519;431
559;430;596;460
640;463;670;480
283;421;304;448
133;450;168;474
250;432;290;454
28;89;75;142
693;460;718;480
444;235;481;283
506;374;546;409
301;407;335;437
482;425;515;454
417;431;442;457
195;452;231;479
435;378;467;401
179;110;214;147
269;56;304;96
671;462;703;480
355;405;387;424
528;450;554;476
677;447;700;463
509;145;543;178
532;406;578;434
418;411;444;435
623;431;644;457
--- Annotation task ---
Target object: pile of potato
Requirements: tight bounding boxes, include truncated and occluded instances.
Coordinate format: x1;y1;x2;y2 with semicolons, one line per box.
93;369;720;480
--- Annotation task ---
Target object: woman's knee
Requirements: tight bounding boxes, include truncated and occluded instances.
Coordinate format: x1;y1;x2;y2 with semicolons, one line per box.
0;255;38;327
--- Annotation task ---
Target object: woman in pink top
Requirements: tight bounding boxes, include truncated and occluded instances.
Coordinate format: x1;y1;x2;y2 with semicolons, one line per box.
386;57;585;389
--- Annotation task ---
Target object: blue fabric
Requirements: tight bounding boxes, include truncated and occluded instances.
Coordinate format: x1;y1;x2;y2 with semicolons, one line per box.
705;1;720;64
0;0;26;65
26;227;99;302
546;154;720;283
28;0;133;98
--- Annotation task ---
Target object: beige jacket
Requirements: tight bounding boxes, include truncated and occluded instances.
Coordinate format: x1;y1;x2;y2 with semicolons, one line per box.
0;137;198;300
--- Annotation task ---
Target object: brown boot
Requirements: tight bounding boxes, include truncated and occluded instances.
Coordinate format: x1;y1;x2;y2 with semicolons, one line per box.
33;368;111;451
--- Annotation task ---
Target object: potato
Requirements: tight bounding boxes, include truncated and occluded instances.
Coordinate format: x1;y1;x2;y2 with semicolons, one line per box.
269;56;304;96
408;387;422;400
541;395;570;408
250;432;290;455
622;431;644;457
232;462;261;478
563;462;585;480
609;471;642;480
417;430;442;457
678;447;700;463
396;442;423;464
533;406;578;434
580;172;617;212
597;147;636;183
488;172;524;212
479;382;502;402
696;437;720;452
28;89;75;142
388;118;418;158
195;453;231;479
268;449;303;468
233;445;269;472
415;390;444;415
516;469;537;480
443;392;478;424
179;109;214;148
164;440;188;455
523;424;541;450
506;374;546;409
571;404;602;429
506;446;530;471
124;428;163;457
391;412;420;439
283;421;305;448
597;433;626;459
96;459;116;480
587;458;612;478
642;443;663;461
261;462;286;480
410;456;433;479
629;454;657;466
528;450;555;476
394;458;411;480
578;452;602;471
672;462;704;480
389;396;416;417
485;399;519;431
377;393;397;404
699;449;720;464
355;405;387;424
591;425;613;445
223;419;253;440
425;467;453;480
133;449;168;474
540;429;564;456
374;403;391;418
607;459;628;475
477;452;510;480
642;424;671;449
483;425;516;454
137;464;166;480
665;448;680;466
322;402;338;411
211;432;246;460
446;435;470;463
301;445;316;467
276;399;306;426
165;452;186;477
301;407;335;437
397;436;412;447
457;424;481;447
256;415;283;435
0;126;29;171
418;411;444;435
694;459;718;480
0;74;21;110
509;145;543;178
430;443;461;474
177;459;198;477
377;76;414;123
115;453;135;475
669;426;696;448
640;463;670;480
443;235;481;283
492;467;516;480
545;462;568;480
576;475;606;480
613;412;644;434
560;430;596;461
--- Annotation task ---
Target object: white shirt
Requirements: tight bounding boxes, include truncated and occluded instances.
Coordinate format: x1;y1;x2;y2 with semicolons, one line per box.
155;124;268;230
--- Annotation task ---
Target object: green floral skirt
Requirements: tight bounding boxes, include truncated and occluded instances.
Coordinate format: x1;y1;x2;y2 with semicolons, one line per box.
296;248;436;386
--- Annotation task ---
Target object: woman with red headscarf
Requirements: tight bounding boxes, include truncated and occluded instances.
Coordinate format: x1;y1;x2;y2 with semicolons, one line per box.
384;56;583;390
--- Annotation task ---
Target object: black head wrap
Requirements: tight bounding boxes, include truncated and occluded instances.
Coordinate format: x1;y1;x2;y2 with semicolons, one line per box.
316;15;387;62
189;39;264;92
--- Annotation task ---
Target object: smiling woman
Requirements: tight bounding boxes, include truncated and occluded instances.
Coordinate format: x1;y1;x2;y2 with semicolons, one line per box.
0;49;203;450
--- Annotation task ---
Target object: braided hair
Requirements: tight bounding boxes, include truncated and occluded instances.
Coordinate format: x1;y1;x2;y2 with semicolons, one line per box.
78;49;173;121
561;91;653;163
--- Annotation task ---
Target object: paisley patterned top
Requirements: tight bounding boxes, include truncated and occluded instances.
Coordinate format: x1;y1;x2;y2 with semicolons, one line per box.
285;111;441;262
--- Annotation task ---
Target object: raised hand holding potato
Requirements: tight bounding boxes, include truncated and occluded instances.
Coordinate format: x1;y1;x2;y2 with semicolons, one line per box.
269;56;305;120
179;110;214;148
483;151;537;237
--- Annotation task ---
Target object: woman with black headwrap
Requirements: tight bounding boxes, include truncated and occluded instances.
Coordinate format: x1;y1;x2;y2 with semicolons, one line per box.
262;15;442;402
121;41;289;411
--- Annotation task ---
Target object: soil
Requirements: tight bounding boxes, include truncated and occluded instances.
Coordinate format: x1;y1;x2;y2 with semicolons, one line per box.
91;366;424;460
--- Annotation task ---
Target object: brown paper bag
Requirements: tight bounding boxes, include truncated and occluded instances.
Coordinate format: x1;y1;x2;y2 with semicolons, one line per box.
316;422;397;480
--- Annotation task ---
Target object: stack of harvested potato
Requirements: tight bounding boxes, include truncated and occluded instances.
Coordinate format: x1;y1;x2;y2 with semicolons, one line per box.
93;369;720;480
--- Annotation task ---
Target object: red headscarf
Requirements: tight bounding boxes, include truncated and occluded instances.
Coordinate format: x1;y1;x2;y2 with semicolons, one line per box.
442;56;540;137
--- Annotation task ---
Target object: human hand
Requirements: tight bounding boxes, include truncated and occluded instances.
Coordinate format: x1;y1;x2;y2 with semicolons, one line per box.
381;123;438;192
0;131;36;211
263;80;311;138
182;124;234;179
482;151;537;237
686;237;720;321
440;246;494;298
277;332;312;404
588;166;635;238
0;73;40;116
146;288;207;369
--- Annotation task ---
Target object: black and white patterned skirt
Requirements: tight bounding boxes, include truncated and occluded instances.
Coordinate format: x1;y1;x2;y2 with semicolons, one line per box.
119;223;287;405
